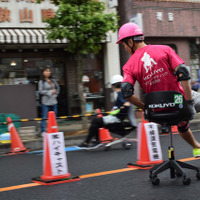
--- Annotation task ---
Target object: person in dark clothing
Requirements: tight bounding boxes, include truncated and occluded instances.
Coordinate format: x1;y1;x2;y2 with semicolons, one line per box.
79;75;137;148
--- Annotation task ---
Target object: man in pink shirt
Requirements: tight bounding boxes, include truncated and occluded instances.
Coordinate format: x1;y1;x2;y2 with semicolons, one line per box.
117;22;200;157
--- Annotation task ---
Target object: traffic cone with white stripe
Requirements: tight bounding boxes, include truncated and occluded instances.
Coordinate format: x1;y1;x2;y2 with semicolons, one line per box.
32;111;80;185
6;117;29;155
127;116;163;169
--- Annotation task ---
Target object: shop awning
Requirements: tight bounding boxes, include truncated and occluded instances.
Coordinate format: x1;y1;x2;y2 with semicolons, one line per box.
0;29;111;44
0;29;68;44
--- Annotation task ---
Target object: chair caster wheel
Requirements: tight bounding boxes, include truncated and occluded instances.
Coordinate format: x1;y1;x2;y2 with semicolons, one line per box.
183;177;191;185
149;172;153;179
176;171;182;177
151;177;160;185
122;142;133;149
196;173;200;179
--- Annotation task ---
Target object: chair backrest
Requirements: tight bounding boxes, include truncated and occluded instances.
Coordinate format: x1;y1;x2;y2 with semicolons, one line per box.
144;91;191;126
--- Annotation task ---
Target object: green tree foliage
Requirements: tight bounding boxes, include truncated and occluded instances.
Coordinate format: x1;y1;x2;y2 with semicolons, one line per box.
38;0;118;55
37;0;118;126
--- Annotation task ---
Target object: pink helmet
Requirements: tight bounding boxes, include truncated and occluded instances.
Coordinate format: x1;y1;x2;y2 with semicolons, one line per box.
116;22;144;44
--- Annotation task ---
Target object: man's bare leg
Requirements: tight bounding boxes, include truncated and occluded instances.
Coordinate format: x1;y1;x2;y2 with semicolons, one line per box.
179;129;200;148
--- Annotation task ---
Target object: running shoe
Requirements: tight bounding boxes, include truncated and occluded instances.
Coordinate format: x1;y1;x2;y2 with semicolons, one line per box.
193;148;200;158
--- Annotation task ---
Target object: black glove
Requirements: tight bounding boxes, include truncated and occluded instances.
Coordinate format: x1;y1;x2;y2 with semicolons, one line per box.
186;99;196;120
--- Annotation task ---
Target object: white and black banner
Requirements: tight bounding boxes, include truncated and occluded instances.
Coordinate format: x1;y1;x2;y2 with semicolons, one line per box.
46;132;68;176
144;123;163;162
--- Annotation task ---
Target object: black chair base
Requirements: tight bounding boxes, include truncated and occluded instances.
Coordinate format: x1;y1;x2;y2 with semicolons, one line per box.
149;152;200;185
144;91;200;185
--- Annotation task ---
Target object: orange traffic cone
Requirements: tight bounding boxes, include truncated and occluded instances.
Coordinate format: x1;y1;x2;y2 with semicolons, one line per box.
172;125;178;134
6;117;29;155
99;128;114;143
96;109;103;117
32;111;80;185
127;116;163;169
96;109;116;143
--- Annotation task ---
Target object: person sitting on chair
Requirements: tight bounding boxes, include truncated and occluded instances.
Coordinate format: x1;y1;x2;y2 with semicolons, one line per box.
116;22;200;157
79;75;137;148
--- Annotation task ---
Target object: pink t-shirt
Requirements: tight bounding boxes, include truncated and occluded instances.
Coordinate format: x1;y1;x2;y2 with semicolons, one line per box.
122;45;185;95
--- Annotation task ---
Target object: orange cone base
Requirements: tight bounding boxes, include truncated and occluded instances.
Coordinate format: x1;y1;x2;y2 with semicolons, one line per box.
162;132;178;135
136;160;163;166
6;148;30;155
32;176;80;186
127;163;153;170
127;160;164;169
41;172;71;181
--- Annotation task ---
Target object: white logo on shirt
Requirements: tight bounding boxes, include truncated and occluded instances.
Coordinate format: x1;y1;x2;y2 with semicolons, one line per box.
141;52;157;73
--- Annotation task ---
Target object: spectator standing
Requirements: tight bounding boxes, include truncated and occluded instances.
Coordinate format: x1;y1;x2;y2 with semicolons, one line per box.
38;66;60;135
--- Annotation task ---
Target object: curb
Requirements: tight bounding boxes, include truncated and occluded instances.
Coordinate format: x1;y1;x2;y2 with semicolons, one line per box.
0;118;200;153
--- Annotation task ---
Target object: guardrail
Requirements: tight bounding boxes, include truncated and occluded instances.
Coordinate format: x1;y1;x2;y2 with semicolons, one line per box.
0;111;112;125
0;108;143;125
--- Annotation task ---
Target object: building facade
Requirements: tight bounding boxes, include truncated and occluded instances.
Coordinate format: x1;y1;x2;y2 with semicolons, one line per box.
0;0;120;118
117;0;200;98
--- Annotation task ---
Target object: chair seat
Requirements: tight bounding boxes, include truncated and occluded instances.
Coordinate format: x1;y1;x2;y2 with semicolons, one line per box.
147;111;180;125
144;91;191;125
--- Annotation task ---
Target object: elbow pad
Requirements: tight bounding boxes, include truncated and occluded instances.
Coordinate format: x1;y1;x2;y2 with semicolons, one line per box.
121;82;134;98
175;64;190;82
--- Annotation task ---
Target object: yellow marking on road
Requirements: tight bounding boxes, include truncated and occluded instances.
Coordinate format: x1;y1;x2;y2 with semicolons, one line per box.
178;156;200;162
0;167;137;192
0;183;40;192
79;167;138;179
0;156;200;192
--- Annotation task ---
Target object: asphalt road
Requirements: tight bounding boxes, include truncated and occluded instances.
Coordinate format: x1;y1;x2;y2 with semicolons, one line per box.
1;132;200;200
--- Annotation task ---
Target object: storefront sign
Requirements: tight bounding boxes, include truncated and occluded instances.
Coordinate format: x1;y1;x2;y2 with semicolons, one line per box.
0;1;57;28
156;12;174;22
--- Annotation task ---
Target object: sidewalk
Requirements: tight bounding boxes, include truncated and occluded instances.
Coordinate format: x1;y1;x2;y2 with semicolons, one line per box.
0;113;200;153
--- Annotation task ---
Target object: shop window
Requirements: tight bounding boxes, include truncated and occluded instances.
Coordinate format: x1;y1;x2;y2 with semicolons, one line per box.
23;57;66;116
0;56;66;116
0;58;24;85
83;54;104;110
69;52;105;114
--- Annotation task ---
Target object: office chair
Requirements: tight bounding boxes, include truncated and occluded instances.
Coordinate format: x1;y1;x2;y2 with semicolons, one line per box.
99;105;137;150
144;91;200;185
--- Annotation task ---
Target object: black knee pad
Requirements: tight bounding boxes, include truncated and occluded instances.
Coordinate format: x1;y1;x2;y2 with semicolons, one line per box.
178;121;189;133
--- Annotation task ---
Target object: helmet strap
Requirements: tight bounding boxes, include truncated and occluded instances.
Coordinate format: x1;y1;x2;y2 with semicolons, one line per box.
123;37;135;54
